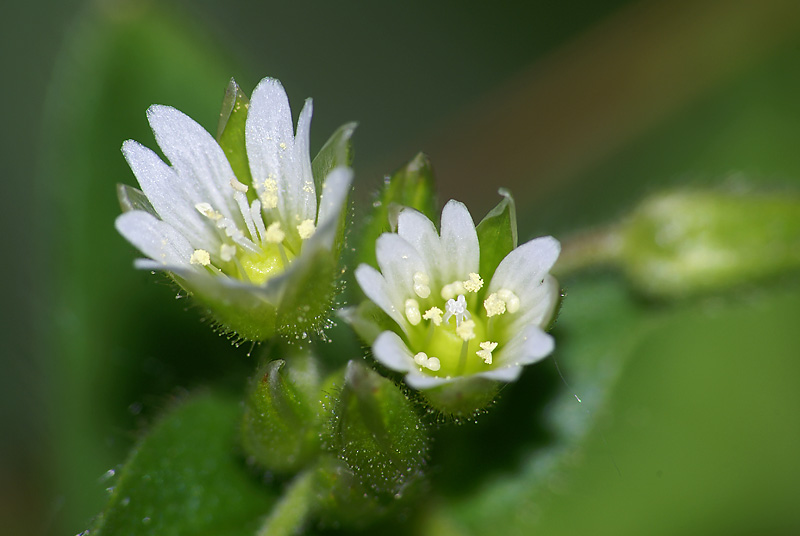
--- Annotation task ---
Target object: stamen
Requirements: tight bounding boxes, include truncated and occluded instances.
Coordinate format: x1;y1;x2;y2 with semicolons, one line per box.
413;351;441;372
484;293;507;317
443;295;470;326
413;272;431;299
498;289;520;313
220;244;236;262
405;299;422;325
297;219;316;240
456;319;476;341
230;177;249;193
422;306;443;326
260;178;279;209
250;199;266;244
195;202;222;220
190;249;211;266
441;281;466;300
463;272;484;292
476;341;498;365
234;191;257;241
264;222;285;244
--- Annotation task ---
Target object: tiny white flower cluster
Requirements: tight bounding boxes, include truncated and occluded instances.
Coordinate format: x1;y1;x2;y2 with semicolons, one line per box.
355;200;560;391
115;77;352;340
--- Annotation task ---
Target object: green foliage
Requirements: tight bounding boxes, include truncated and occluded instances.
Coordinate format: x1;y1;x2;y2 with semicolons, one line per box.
312;121;357;205
90;393;276;536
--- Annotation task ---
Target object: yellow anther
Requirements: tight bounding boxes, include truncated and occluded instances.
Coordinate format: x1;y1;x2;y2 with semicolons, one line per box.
279;142;287;150
220;244;236;262
405;298;422;325
498;289;520;313
264;221;285;244
190;249;211;266
422;307;443;326
463;272;484;292
456;319;476;341
484;293;507;317
414;352;428;366
260;191;278;210
413;272;431;299
230;177;249;193
425;357;441;371
476;341;498;365
195;202;222;220
297;219;316;240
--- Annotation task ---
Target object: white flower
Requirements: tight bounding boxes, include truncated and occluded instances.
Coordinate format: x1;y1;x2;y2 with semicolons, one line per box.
354;200;560;401
115;77;353;340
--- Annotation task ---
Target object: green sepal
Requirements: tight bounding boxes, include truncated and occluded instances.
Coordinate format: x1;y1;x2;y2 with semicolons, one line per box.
421;376;501;418
476;188;518;284
314;456;392;529
117;183;156;216
326;361;428;500
338;301;396;346
359;152;438;268
620;189;800;297
312;121;357;206
241;355;322;473
216;78;254;196
89;393;276;536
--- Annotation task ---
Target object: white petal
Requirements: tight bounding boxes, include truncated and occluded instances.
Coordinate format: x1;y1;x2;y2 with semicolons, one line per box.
375;233;428;309
404;371;455;389
506;274;561;333
493;324;554;367
372;331;415;373
293;98;317;221
247;78;302;223
489;236;561;296
116;211;195;268
439;200;479;282
476;365;523;383
354;264;407;331
397;208;442;284
122;140;218;252
147;105;238;222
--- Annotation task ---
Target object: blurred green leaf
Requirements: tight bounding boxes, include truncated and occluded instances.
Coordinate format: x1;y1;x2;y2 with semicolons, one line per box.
423;276;800;535
40;4;251;532
90;392;275;536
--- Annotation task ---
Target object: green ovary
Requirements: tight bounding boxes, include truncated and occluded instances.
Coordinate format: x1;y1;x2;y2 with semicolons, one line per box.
239;244;295;285
411;316;490;377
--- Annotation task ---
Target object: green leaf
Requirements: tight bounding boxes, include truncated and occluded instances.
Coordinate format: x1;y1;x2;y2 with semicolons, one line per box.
476;188;518;284
312;121;357;205
358;152;438;269
90;392;276;536
216;78;254;194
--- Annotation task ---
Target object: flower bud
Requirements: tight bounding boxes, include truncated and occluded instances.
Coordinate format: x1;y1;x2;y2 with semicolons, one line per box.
619;189;800;297
241;355;322;472
322;361;428;513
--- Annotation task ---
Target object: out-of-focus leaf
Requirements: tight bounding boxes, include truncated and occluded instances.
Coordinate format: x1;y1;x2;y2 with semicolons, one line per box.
39;4;251;532
423;276;800;535
90;392;275;536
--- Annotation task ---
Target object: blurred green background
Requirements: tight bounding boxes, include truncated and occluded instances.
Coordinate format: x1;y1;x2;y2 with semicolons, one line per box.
2;0;800;534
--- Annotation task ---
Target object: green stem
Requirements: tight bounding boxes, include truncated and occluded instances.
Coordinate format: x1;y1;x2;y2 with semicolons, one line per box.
553;224;624;277
256;468;317;536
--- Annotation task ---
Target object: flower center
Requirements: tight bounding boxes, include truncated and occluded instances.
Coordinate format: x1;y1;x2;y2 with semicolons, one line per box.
239;243;295;285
